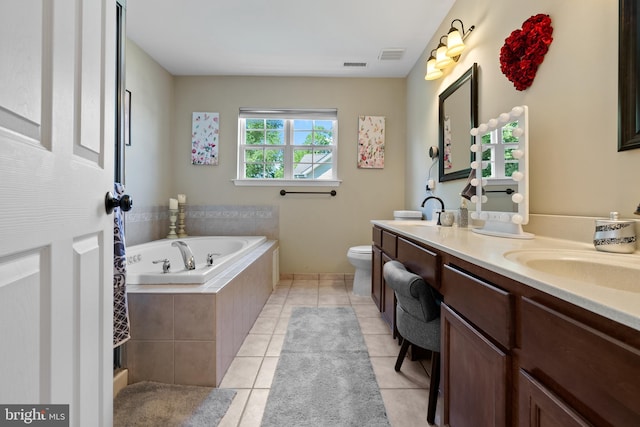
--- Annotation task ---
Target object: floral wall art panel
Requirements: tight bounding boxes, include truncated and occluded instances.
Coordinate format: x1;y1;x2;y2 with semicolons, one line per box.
192;112;219;165
357;115;385;168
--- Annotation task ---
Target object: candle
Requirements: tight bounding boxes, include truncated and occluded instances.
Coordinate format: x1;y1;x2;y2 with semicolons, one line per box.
177;194;187;204
169;198;178;210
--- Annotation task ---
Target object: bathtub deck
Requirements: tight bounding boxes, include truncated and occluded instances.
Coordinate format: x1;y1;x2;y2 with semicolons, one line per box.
125;240;278;387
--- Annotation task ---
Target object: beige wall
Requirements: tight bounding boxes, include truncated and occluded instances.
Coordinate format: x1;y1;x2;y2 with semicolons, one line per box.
171;77;406;273
407;0;640;220
125;44;406;273
124;40;175;209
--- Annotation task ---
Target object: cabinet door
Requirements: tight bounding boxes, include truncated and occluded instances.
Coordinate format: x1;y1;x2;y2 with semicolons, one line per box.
381;253;395;333
371;245;382;310
519;370;591;427
442;304;509;427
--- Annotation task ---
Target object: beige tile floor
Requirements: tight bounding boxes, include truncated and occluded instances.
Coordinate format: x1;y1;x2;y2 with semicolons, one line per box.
217;274;442;427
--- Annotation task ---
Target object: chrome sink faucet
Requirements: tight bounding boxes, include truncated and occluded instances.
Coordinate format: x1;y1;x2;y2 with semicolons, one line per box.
421;196;445;225
172;241;196;270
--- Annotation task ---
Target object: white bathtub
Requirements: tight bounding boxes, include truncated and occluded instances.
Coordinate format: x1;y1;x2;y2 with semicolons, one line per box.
126;236;267;285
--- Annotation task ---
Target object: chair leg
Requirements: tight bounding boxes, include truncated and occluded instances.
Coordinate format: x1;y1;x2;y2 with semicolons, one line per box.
394;339;411;372
427;351;440;425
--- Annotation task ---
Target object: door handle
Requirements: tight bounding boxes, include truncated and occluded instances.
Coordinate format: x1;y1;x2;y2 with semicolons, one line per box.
105;192;133;214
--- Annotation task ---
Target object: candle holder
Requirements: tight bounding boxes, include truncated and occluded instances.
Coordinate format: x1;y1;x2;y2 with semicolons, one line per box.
177;203;188;237
167;209;178;239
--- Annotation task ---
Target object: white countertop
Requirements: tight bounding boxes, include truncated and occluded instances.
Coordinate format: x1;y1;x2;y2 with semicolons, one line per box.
372;220;640;332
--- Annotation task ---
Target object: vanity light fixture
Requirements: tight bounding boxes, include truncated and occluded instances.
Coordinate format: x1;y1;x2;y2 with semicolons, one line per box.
424;19;475;81
425;49;444;80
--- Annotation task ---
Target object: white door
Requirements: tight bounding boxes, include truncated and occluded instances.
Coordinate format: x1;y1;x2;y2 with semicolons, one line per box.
0;1;115;426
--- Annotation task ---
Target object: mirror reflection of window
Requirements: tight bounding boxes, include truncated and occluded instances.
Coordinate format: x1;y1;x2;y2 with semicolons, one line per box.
481;121;520;180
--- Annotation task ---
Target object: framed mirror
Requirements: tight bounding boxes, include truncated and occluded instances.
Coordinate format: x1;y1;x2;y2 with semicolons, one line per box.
439;63;478;182
468;105;534;239
619;0;640;151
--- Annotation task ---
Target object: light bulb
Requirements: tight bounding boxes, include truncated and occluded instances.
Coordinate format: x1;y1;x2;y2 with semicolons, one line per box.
512;214;524;224
487;119;498;129
470;128;478;136
512;193;524;203
478;124;488;133
470;178;478;186
470;161;478;170
511;106;524;117
425;56;443;80
470;195;478;203
470;143;479;152
446;28;465;57
470;211;479;220
512;128;524;137
498;113;510;123
512;171;524;181
512;149;523;159
435;43;454;68
481;195;488;203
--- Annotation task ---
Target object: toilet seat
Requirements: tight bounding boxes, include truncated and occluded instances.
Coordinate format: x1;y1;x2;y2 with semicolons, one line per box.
349;245;372;254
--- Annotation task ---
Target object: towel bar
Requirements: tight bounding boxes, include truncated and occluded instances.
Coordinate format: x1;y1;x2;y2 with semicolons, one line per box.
280;189;337;196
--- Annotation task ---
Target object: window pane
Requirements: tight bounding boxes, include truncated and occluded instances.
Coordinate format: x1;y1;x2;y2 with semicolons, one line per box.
315;131;332;145
314;120;333;130
246;130;264;145
314;149;332;163
246;119;264;129
265;163;284;178
265;148;284;163
294;131;312;145
245;164;264;178
294;119;313;130
245;148;264;162
266;130;284;145
502;123;519;142
504;162;519;177
266;119;284;129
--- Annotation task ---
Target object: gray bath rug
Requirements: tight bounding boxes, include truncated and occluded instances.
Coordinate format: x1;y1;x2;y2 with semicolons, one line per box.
261;307;391;427
113;381;236;427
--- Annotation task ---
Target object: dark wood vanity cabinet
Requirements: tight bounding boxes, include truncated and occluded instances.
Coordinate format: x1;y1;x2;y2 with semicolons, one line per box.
372;226;441;333
518;297;640;427
371;224;640;427
441;264;512;427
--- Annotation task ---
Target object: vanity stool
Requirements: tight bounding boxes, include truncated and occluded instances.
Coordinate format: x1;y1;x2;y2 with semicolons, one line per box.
383;260;441;425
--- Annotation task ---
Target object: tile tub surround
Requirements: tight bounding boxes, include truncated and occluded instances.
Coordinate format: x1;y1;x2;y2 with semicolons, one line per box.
124;204;279;246
125;240;277;387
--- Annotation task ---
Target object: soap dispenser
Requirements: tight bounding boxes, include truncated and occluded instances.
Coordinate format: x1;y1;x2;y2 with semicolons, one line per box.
458;198;468;228
593;212;636;253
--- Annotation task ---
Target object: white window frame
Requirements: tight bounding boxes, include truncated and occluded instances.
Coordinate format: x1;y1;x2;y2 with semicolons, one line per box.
234;108;340;187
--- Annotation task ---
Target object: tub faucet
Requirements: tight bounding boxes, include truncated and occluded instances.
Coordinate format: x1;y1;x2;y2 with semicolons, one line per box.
172;241;196;270
421;196;445;225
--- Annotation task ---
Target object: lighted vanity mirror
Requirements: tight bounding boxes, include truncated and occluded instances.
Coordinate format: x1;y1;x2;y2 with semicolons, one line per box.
468;105;534;239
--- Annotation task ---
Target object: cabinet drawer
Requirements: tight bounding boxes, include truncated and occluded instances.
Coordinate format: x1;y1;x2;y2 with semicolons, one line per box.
381;230;397;257
521;297;640;426
372;226;382;247
397;237;440;289
442;264;513;348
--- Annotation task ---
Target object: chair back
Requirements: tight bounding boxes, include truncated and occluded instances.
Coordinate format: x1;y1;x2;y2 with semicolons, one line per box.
383;260;439;322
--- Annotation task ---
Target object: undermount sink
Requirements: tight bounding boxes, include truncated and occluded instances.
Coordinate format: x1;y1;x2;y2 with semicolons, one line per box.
503;249;640;293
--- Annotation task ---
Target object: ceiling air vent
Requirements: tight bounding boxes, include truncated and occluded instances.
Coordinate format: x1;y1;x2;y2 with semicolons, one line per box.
378;48;405;60
343;62;368;68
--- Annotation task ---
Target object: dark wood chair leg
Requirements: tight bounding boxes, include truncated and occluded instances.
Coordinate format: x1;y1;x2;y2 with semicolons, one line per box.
394;339;411;372
427;351;440;425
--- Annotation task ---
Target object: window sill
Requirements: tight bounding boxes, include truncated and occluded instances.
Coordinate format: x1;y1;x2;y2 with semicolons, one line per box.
232;179;341;187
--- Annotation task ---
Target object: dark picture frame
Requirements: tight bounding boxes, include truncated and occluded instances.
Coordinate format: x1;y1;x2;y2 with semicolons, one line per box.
619;0;640;151
124;90;131;146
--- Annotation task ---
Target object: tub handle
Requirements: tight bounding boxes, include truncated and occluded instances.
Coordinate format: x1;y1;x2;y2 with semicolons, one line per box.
207;253;221;266
152;258;171;273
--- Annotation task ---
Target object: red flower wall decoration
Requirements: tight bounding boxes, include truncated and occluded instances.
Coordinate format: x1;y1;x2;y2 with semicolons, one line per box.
500;14;554;91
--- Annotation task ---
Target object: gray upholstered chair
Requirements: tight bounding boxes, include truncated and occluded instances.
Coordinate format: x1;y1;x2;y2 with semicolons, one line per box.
383;260;441;425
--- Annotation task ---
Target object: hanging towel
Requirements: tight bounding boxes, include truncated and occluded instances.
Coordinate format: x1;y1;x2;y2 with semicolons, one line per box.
113;182;131;348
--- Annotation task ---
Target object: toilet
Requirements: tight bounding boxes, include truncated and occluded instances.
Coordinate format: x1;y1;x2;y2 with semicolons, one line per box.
347;245;373;296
